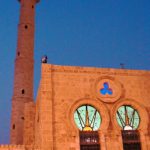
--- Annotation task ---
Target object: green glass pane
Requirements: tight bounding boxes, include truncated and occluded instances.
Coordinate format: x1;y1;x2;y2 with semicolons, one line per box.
116;105;140;130
74;105;101;131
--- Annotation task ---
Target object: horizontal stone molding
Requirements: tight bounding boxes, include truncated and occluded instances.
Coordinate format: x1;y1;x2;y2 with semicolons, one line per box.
42;64;150;77
0;145;40;150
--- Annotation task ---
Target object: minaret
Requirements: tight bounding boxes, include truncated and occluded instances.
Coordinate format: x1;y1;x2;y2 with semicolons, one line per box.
10;0;40;144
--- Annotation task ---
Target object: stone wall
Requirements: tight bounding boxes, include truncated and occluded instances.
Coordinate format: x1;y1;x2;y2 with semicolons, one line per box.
35;64;150;150
35;65;54;150
23;101;36;145
0;145;40;150
0;145;25;150
34;84;42;149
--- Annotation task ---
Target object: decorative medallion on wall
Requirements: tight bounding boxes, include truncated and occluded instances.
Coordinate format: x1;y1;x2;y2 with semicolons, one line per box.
96;77;123;103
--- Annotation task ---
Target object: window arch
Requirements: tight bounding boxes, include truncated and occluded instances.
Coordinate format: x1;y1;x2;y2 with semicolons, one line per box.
74;104;101;150
116;105;140;130
111;99;149;131
67;98;110;150
111;99;149;150
116;105;141;150
68;98;110;131
74;104;101;131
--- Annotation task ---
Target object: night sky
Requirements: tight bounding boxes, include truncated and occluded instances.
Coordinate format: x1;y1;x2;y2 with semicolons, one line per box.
0;0;150;143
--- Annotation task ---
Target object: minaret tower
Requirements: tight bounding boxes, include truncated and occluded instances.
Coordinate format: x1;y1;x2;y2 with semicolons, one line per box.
11;0;40;144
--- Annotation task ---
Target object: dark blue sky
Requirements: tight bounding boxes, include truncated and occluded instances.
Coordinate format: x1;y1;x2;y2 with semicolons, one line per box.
0;0;150;143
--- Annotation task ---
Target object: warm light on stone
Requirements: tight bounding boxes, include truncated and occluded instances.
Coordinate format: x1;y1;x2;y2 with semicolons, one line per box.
0;0;149;150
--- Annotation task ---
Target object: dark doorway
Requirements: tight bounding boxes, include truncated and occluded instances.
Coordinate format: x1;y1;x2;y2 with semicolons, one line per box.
122;130;141;150
80;131;100;150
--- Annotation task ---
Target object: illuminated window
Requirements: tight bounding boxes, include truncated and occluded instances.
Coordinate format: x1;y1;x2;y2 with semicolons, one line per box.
74;105;101;131
116;105;141;150
74;105;101;150
116;105;140;130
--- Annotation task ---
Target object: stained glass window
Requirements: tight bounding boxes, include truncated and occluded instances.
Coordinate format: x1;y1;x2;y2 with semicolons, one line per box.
116;105;141;150
116;105;140;130
74;105;101;131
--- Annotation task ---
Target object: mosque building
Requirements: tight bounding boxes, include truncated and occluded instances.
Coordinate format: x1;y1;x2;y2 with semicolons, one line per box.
0;0;150;150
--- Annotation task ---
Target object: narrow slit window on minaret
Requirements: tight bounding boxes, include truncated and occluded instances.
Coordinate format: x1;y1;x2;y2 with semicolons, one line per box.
37;114;39;122
25;25;28;29
21;117;24;120
12;124;15;130
21;89;25;94
17;52;20;56
32;5;34;9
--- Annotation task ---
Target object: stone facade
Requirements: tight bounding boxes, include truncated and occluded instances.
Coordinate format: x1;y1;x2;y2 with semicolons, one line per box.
1;62;150;150
33;64;150;150
0;145;40;150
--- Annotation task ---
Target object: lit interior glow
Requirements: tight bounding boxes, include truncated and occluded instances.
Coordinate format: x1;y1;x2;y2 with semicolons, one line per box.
116;105;140;130
74;105;101;131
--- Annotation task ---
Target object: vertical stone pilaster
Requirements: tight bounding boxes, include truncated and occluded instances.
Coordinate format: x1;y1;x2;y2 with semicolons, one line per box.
23;101;35;145
140;130;149;150
105;130;123;150
39;64;54;150
99;131;107;150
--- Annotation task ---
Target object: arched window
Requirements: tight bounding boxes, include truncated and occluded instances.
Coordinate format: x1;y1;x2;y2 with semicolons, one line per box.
116;105;141;150
74;104;101;150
